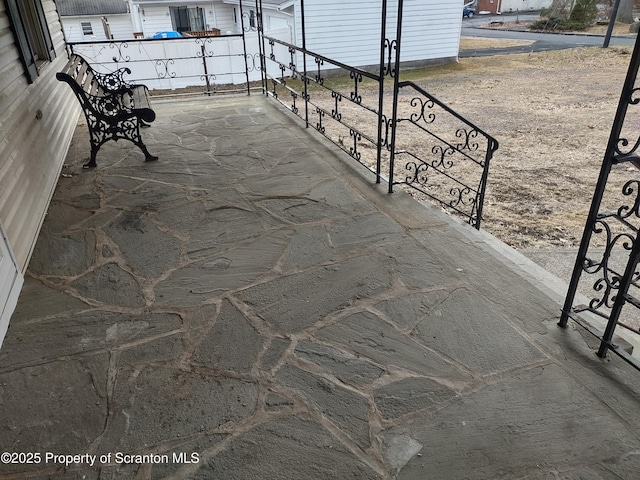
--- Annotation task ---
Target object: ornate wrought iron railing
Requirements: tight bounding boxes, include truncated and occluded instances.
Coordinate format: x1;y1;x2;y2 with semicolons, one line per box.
67;34;261;95
389;82;499;228
560;32;640;370
261;34;499;229
262;35;386;180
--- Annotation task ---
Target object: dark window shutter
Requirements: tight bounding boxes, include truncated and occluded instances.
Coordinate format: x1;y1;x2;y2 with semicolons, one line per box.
4;0;38;83
33;0;55;60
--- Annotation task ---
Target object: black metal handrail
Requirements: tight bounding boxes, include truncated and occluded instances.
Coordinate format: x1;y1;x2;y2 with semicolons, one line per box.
389;81;499;229
262;34;385;178
560;32;640;370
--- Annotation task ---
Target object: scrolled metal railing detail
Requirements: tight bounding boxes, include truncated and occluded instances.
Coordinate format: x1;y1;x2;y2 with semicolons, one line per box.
331;91;342;120
290;91;299;114
350;70;362;104
456;128;481;154
155;59;176;79
449;186;476;209
314;56;324;85
384;39;397;78
246;53;262;72
390;81;498;229
315;107;325;134
409;97;436;125
618;179;640;219
242;10;258;32
349;128;362;161
195;38;215;57
431;144;456;170
109;42;130;63
405;161;429;186
288;46;297;72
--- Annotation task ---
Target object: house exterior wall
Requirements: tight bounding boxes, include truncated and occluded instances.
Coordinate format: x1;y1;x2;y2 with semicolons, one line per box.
61;14;135;41
477;0;551;14
132;1;293;37
0;0;80;343
134;2;221;37
291;0;462;70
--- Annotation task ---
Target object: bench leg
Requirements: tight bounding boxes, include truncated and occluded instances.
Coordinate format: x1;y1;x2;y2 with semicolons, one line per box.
137;141;158;162
83;146;99;169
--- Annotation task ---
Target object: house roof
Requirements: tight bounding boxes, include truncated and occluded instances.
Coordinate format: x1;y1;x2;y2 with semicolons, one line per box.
57;0;130;16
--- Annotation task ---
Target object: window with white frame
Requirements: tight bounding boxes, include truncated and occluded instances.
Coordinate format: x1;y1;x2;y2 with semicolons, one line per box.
5;0;55;83
169;6;205;33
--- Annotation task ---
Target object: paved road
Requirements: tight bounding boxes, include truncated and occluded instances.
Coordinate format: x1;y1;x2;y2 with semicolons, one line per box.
461;12;637;56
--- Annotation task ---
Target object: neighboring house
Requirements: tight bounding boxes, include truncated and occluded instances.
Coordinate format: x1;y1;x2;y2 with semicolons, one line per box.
285;0;464;69
129;0;294;37
476;0;552;14
0;1;79;344
131;0;463;68
58;0;136;42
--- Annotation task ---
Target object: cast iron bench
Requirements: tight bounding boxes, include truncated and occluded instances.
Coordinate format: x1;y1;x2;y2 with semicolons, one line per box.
56;54;158;168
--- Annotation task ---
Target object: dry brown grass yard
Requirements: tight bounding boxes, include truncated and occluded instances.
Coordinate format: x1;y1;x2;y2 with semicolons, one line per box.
393;43;639;249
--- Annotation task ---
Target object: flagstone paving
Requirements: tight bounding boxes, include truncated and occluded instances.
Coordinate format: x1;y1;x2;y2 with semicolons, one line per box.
1;96;640;479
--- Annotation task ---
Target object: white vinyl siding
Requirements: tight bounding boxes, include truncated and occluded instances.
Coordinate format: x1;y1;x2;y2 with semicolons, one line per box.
0;0;80;344
293;0;461;68
62;15;135;41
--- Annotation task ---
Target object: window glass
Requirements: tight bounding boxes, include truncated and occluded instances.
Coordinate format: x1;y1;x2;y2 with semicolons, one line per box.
170;6;205;33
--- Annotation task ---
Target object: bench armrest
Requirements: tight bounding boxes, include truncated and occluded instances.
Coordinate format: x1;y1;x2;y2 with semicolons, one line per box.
93;67;133;92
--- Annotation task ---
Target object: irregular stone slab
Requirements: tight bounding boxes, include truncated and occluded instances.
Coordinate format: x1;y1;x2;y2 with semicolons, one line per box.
259;336;291;373
307;178;377;215
0;358;107;476
411;228;558;335
374;290;449;330
328;213;405;254
380;239;462;289
187;207;267;260
155;200;204;236
386;364;640;480
257;198;348;225
29;230;96;277
107;183;187;211
374;376;456;419
384;434;423;475
193;299;264;373
72;263;146;307
191;415;382;479
10;277;88;323
265;391;294;412
39;202;93;234
0;311;181;367
154;231;290;307
109;366;259;452
415;288;546;375
118;333;183;367
150;433;226;479
294;340;385;387
274;364;371;449
316;311;472;383
105;211;182;279
280;224;335;273
239;255;393;334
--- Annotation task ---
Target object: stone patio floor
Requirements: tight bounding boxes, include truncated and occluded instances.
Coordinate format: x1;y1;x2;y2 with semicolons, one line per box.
1;95;640;479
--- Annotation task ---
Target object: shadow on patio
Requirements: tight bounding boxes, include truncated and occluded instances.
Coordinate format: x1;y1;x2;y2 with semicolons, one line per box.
1;95;640;479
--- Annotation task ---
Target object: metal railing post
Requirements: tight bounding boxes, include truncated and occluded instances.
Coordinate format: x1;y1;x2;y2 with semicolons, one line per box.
375;0;388;184
387;0;404;193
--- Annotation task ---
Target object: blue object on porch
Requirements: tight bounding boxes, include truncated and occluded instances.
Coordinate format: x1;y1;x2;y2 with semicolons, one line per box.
152;31;182;38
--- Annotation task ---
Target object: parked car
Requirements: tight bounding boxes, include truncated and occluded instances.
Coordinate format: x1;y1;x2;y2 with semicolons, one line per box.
463;7;475;18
